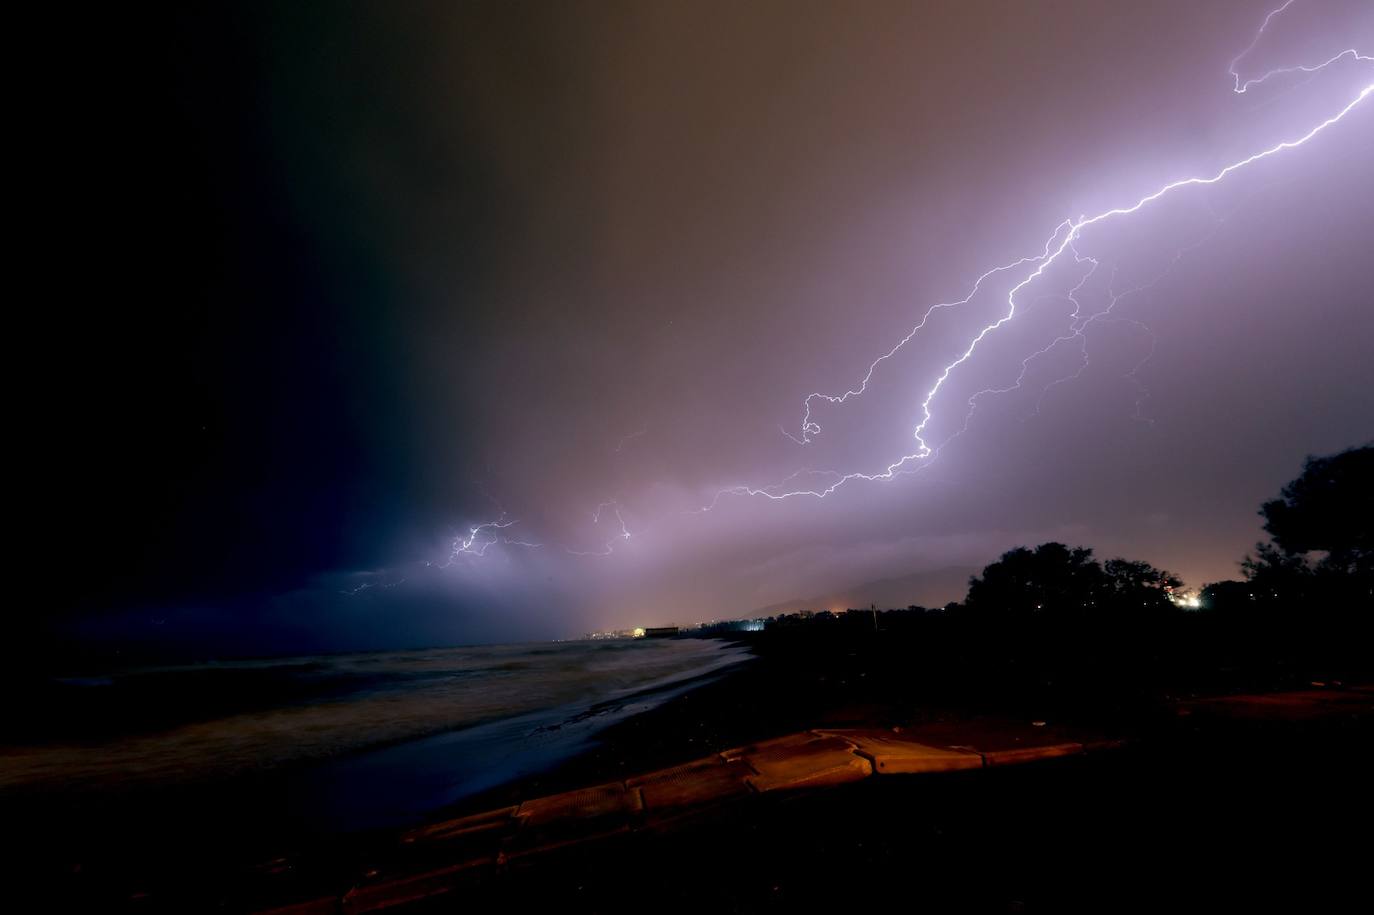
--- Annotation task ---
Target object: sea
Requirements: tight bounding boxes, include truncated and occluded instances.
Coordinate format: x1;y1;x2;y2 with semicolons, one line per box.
1;638;750;847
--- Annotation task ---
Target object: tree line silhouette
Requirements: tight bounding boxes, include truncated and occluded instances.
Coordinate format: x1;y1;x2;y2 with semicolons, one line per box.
739;444;1372;722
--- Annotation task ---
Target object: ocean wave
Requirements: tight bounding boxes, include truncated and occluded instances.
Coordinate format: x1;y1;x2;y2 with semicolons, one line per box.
0;638;747;795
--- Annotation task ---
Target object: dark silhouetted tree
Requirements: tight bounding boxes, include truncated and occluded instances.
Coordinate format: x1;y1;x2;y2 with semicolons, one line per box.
1102;558;1182;614
1261;446;1372;572
1199;579;1257;614
965;543;1105;618
961;544;1183;716
965;543;1179;621
1243;444;1373;611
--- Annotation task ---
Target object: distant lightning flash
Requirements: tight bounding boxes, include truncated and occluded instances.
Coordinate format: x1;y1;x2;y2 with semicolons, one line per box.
707;6;1372;506
611;428;648;454
566;500;633;557
343;510;540;594
433;514;542;566
339;575;408;596
446;516;517;561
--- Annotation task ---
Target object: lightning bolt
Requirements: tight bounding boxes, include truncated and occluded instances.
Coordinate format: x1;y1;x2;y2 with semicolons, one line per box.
339;575;408;596
708;9;1372;506
345;512;540;593
566;500;633;557
440;516;518;561
348;2;1370;582
795;243;1059;444
611;428;648;454
1229;0;1372;94
965;204;1232;428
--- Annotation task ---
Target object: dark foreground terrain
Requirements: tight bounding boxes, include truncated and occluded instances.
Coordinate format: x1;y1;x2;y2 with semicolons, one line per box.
275;619;1373;915
10;616;1370;913
401;712;1372;915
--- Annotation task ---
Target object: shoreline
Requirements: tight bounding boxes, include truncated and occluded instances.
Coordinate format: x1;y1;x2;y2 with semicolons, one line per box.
420;628;979;821
16;623;1372;910
3;638;755;898
266;640;754;834
414;619;1374;825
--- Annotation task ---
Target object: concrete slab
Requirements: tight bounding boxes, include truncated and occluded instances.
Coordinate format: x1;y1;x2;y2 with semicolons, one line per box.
892;720;1097;765
386;807;516;880
508;781;643;854
818;729;984;774
739;734;872;792
400;805;517;846
719;731;824;761
629;755;754;819
1081;737;1130;754
517;781;642;824
980;742;1084;766
250;721;1131;911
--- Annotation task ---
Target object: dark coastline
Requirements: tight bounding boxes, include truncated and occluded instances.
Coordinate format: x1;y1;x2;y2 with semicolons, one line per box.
1;640;754;908
10;621;1372;912
407;719;1373;915
430;616;1209;818
359;625;1374;914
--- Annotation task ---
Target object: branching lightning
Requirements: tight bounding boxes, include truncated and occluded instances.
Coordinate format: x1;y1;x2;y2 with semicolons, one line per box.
344;2;1371;587
794;245;1059;445
566;500;633;557
703;3;1372;506
437;515;541;562
1229;0;1372;94
965;206;1231;428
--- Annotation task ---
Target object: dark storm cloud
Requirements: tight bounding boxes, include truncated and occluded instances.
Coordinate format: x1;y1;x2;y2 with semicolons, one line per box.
25;1;1373;657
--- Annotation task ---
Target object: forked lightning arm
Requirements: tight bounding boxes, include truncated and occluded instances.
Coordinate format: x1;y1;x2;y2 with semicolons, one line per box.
712;4;1371;505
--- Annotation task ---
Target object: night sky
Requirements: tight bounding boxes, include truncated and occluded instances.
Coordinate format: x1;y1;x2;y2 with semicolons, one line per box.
25;1;1373;660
